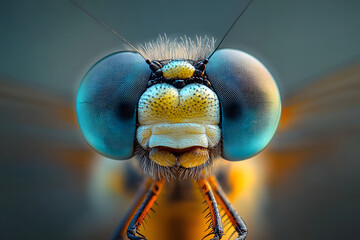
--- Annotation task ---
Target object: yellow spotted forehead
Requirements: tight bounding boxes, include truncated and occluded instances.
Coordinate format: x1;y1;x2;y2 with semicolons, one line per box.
138;83;220;125
161;60;195;79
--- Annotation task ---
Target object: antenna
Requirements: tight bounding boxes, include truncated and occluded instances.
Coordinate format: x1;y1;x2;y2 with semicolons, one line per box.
207;0;254;60
69;0;149;60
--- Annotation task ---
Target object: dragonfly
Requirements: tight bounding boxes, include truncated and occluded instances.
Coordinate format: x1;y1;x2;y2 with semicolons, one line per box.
72;0;281;239
1;1;359;240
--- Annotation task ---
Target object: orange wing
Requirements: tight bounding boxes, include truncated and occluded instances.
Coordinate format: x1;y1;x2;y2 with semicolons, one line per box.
267;62;360;183
0;79;95;240
256;62;360;239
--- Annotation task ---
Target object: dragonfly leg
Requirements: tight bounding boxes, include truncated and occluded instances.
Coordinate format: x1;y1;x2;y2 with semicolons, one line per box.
208;176;248;240
125;178;165;240
111;178;154;240
197;178;224;240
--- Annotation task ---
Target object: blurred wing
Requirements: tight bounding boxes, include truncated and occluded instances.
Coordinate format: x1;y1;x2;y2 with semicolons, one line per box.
0;79;93;171
258;62;360;239
265;62;360;183
0;79;94;240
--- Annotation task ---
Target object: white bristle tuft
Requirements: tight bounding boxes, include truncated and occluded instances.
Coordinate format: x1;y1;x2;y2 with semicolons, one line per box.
138;34;216;61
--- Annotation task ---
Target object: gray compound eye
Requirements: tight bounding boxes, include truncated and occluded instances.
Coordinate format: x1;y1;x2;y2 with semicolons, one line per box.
206;49;281;161
77;51;150;160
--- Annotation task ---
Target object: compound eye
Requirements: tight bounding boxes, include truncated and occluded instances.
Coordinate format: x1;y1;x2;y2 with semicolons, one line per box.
206;49;281;161
77;51;150;159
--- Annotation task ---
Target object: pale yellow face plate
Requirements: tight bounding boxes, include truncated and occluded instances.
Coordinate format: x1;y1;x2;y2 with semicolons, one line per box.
137;123;220;150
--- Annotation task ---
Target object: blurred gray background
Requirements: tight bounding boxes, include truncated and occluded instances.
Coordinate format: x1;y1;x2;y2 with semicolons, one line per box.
0;0;359;239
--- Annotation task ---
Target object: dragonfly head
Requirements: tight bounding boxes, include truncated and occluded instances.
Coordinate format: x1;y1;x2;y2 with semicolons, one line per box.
136;59;221;171
76;37;281;180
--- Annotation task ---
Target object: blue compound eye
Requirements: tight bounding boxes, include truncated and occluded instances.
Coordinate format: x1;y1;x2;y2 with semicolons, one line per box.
206;49;281;161
77;51;150;160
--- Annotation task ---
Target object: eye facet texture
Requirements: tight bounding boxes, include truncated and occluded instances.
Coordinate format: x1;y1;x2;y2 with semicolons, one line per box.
206;49;281;161
77;51;150;160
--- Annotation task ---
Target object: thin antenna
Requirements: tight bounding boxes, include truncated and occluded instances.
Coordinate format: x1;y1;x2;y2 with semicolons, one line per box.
69;0;149;60
207;0;254;60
